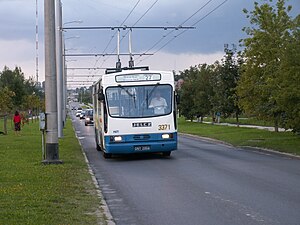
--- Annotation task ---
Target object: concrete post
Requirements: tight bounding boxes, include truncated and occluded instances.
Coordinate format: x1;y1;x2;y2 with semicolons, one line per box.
63;56;67;123
62;35;67;126
56;0;63;138
43;0;62;164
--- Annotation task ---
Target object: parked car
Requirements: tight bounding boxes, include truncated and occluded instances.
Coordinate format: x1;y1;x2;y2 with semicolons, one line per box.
80;110;86;119
84;109;94;126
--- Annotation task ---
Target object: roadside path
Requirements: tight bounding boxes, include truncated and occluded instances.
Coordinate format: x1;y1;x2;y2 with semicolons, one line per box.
201;121;291;132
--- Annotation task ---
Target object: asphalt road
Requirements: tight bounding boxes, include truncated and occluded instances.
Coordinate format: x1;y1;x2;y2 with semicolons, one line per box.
70;113;300;225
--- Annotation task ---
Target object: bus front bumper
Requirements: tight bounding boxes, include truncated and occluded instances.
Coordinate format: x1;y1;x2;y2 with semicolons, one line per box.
104;133;177;154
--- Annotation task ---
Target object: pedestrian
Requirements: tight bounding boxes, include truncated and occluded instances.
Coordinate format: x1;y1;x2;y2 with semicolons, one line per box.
13;111;21;136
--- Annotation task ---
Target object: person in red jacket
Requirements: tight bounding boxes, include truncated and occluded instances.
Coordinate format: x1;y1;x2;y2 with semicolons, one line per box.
13;111;21;136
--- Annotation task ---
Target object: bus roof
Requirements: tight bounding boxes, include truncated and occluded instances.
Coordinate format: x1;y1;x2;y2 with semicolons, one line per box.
94;69;174;87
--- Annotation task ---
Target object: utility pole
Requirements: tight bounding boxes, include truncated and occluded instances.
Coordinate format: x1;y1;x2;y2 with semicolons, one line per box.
63;49;67;126
56;0;63;138
35;0;39;84
43;0;62;164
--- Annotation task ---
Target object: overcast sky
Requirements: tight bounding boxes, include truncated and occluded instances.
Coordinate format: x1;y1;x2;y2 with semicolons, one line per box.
0;0;299;87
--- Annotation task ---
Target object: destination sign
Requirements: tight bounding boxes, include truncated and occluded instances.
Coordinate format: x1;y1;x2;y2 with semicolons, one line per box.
116;73;161;82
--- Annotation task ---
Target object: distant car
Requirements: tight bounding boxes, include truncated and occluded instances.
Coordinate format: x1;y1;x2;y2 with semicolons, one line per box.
80;110;86;119
75;109;82;117
84;109;94;126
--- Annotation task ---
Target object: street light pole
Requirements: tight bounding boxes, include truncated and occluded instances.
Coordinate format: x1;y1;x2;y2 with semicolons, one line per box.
63;35;80;125
63;43;67;126
43;0;61;164
56;0;63;138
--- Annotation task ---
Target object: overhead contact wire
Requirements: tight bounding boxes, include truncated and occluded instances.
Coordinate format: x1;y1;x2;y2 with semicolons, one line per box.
94;0;142;69
138;0;228;65
136;0;214;63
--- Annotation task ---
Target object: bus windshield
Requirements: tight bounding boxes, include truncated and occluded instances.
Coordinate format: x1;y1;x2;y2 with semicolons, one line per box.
106;84;172;118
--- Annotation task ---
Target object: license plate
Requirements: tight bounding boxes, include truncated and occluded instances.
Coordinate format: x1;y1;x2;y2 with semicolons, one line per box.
134;145;150;151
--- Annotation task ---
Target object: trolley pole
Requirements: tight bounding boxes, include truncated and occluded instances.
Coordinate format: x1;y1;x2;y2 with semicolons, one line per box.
43;0;62;164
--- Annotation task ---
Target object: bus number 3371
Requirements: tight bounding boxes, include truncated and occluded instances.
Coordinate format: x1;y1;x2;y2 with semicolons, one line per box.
93;69;178;159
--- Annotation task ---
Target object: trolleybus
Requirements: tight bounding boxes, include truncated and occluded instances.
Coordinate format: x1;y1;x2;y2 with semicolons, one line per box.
93;68;178;158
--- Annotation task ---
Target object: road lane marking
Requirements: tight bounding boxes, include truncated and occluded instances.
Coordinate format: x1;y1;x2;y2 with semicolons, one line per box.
203;191;279;224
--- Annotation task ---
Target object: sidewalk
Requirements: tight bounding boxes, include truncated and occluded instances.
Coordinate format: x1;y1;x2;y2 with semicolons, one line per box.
201;121;291;132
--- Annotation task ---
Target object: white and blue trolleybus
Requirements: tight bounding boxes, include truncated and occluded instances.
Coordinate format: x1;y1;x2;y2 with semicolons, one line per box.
93;68;178;158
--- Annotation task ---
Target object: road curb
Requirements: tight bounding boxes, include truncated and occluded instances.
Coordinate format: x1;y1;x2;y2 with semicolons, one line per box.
73;126;116;225
179;132;300;160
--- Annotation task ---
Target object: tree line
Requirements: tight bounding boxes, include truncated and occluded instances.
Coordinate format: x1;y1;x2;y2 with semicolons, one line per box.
177;0;300;133
76;86;93;105
0;66;44;134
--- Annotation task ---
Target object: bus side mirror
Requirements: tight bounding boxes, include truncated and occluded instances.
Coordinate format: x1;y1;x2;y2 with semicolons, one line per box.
98;89;105;101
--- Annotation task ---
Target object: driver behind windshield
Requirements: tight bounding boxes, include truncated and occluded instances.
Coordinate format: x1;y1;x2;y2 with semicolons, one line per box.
149;91;167;114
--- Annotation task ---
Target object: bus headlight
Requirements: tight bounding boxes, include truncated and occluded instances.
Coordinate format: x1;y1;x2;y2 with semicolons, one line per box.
162;133;173;139
110;136;123;142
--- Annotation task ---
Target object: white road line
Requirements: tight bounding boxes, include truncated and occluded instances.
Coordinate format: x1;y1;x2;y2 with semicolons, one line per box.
73;123;115;225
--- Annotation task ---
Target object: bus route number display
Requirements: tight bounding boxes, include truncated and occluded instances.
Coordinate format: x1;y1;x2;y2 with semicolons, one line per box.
116;73;161;82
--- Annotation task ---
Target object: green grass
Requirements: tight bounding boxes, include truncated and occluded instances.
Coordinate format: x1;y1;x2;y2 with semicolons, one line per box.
0;119;106;225
178;118;300;155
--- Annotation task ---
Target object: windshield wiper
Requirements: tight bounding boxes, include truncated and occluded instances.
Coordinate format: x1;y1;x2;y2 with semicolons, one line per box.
145;83;160;108
147;83;160;99
118;84;136;108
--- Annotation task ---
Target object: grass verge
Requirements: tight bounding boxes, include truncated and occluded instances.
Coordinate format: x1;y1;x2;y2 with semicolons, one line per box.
0;119;106;225
178;118;300;156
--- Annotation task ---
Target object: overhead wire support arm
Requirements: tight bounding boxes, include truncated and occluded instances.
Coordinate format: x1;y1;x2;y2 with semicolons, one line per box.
67;80;94;81
62;26;195;71
67;75;102;77
62;26;195;31
67;67;106;70
67;81;95;83
64;53;154;57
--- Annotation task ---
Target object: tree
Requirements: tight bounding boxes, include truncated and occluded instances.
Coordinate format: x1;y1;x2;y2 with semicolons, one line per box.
0;87;15;134
0;67;26;107
179;65;214;121
211;48;242;124
0;66;43;112
78;86;92;104
179;80;197;121
195;65;215;122
275;15;300;132
23;94;41;120
0;87;15;113
24;77;43;99
178;66;199;121
237;0;297;132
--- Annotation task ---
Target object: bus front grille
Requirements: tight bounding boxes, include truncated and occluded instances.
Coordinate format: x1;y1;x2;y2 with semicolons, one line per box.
133;135;150;140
